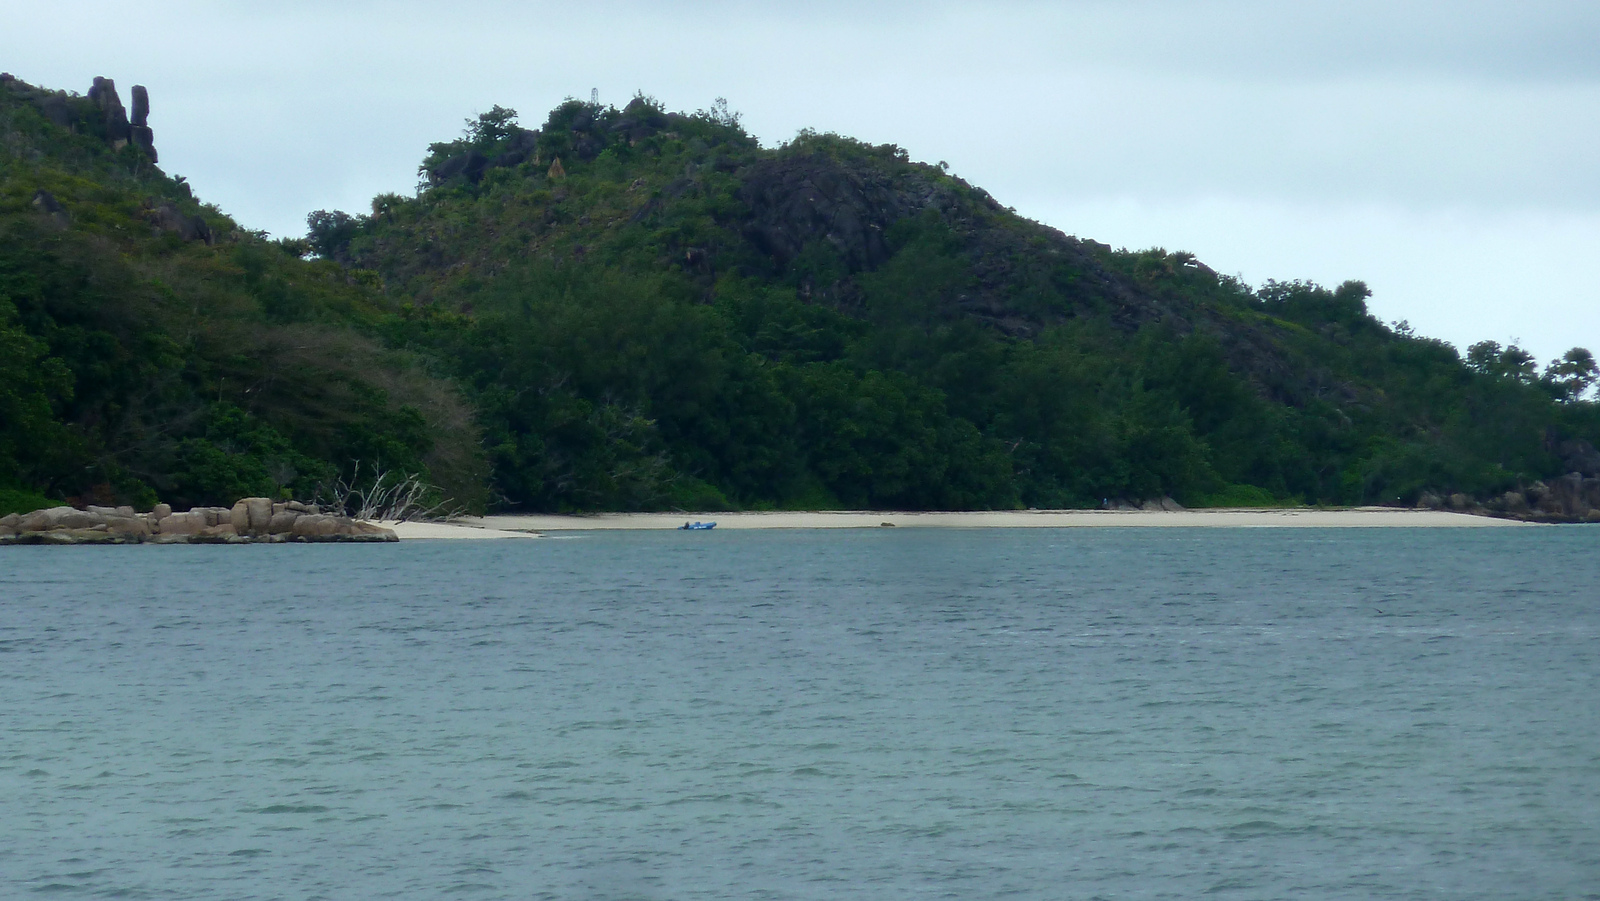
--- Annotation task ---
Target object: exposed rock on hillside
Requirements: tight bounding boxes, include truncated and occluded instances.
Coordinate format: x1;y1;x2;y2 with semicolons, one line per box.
1;73;157;162
739;152;937;272
733;147;1172;334
130;84;156;161
147;200;213;243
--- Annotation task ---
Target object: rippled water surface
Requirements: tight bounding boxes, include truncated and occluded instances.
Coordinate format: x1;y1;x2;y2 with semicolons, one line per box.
2;528;1598;899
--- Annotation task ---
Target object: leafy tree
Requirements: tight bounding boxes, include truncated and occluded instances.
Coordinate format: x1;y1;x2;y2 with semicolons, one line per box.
305;209;361;261
1544;348;1597;401
467;105;519;146
1466;340;1538;382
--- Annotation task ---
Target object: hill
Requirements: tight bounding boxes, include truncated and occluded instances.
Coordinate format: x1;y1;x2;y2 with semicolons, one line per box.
0;73;487;515
4;77;1599;518
312;95;1600;515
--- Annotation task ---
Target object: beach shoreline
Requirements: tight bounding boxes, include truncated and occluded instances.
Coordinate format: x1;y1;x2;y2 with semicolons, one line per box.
386;507;1532;538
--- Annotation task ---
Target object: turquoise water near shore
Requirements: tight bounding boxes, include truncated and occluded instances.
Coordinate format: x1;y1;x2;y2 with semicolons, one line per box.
2;529;1598;899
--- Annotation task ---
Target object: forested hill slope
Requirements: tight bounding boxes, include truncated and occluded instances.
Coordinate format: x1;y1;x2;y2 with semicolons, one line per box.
4;75;1598;517
0;73;487;515
305;95;1600;515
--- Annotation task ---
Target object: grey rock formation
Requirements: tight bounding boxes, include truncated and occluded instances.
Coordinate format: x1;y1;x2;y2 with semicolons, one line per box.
150;202;213;243
431;149;488;184
36;93;76;128
1;498;398;544
739;153;912;275
130;85;149;126
157;511;205;535
130;83;157;162
89;76;131;148
31;190;70;227
1464;466;1600;522
245;497;274;533
229;500;250;534
487;130;539;170
610;97;670;144
7;74;158;160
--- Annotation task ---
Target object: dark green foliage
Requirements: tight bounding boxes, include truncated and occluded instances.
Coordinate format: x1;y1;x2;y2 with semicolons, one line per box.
783;363;1015;509
0;74;489;511
164;405;330;507
325;93;1600;511
6;75;1596;513
305;209;360;262
1545;348;1598;402
0;487;63;516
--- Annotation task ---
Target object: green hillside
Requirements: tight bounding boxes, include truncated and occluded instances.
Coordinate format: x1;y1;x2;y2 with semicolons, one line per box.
4;77;1598;516
0;74;487;515
314;96;1600;512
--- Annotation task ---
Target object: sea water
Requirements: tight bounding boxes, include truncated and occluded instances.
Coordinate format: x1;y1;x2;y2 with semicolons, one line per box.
2;528;1597;900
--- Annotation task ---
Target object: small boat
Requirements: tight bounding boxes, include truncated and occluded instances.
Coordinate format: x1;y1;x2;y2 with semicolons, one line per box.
677;521;716;530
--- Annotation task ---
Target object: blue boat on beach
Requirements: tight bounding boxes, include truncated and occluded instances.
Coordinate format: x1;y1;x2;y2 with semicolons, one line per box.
678;521;716;530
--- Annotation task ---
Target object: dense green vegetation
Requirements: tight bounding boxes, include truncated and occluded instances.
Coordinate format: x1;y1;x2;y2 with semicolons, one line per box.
0;76;487;511
4;78;1597;513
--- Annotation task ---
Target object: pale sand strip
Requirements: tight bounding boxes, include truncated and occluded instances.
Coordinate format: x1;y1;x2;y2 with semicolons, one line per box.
379;520;540;540
443;508;1527;534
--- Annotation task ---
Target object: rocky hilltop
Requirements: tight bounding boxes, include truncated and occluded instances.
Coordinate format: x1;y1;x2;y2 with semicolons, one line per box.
1;72;158;161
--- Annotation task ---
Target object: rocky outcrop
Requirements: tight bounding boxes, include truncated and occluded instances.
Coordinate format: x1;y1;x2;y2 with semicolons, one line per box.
1488;439;1600;521
0;499;398;545
1520;474;1600;522
731;147;1171;334
88;76;131;149
1;73;157;161
1417;443;1600;522
31;190;70;227
432;149;489;184
488;129;540;171
129;83;156;162
147;201;213;243
739;151;934;274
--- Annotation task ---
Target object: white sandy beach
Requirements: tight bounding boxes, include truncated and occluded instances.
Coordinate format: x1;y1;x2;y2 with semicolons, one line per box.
380;507;1529;538
380;520;541;540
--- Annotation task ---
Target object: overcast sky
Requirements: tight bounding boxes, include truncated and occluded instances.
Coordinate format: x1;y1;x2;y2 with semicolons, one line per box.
7;0;1597;361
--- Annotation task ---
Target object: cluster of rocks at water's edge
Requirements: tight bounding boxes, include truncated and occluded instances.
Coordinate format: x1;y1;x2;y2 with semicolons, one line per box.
1416;439;1600;523
0;499;397;545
